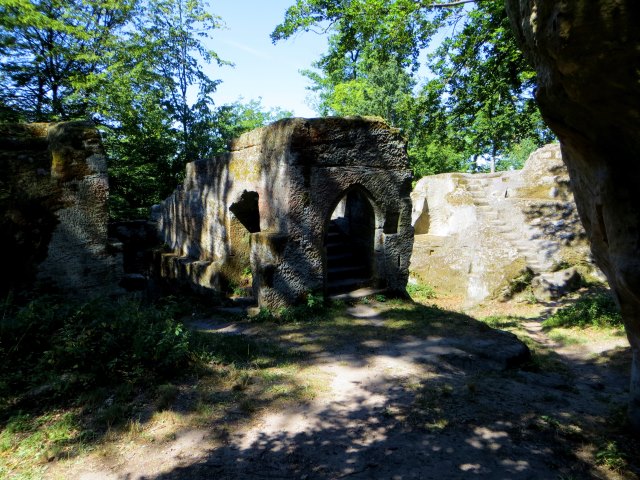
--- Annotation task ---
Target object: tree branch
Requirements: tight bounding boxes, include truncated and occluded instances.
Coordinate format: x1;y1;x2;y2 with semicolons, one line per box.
419;0;477;8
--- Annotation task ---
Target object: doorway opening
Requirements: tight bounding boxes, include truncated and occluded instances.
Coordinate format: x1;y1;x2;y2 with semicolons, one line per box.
325;188;375;294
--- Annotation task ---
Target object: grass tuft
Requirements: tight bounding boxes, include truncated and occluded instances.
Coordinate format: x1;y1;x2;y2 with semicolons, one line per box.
542;292;622;330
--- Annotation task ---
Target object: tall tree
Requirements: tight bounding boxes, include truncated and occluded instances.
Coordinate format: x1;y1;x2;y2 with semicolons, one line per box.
132;0;224;171
89;0;227;219
303;49;466;175
273;0;553;177
0;0;135;120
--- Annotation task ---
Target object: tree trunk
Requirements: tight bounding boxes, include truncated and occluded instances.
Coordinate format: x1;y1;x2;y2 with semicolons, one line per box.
490;144;496;173
505;0;640;430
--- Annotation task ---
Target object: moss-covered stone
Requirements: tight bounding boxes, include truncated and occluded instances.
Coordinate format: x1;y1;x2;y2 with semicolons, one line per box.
0;121;122;297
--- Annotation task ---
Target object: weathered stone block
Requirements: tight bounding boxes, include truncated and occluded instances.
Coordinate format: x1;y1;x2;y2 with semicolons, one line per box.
410;144;599;305
0;121;122;296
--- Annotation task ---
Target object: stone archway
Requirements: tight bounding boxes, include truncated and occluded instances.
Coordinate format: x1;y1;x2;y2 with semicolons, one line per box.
324;187;376;294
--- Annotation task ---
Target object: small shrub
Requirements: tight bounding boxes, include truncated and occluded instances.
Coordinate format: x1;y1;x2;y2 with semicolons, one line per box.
406;282;436;300
542;292;623;330
305;292;324;309
155;384;180;410
482;315;520;329
595;441;627;471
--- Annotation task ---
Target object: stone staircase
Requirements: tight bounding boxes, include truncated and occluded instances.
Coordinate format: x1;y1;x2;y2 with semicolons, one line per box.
459;176;549;273
325;221;372;294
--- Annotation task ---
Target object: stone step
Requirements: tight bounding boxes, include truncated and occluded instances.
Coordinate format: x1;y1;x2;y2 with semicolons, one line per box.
327;265;369;282
326;242;352;254
330;287;386;301
327;252;354;262
327;277;372;295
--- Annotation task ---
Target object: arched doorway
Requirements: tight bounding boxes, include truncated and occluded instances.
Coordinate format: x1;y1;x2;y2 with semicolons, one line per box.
325;188;375;294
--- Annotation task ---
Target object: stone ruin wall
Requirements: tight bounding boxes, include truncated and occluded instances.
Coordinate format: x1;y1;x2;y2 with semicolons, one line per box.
410;143;599;304
0;121;122;297
153;117;414;308
2;121;592;309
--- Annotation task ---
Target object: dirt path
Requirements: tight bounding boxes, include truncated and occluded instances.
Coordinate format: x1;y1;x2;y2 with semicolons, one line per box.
48;301;637;480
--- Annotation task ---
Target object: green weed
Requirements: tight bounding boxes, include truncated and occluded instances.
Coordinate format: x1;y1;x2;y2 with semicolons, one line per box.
501;268;535;300
481;315;521;329
595;441;627;471
248;292;327;324
406;281;436;300
542;292;622;329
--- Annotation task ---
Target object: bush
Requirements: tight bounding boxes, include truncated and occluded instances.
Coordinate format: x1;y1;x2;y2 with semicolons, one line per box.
0;295;192;401
542;292;623;330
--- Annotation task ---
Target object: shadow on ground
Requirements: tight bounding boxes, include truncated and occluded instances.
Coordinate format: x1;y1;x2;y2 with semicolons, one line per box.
4;299;638;478
132;300;639;480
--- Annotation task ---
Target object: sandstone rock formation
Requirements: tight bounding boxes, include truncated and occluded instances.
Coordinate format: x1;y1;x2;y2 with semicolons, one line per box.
153;117;414;308
506;0;640;429
410;143;596;304
0;122;122;296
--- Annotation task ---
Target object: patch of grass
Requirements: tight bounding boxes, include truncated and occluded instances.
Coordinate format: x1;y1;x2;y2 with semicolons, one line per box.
0;293;314;477
0;411;84;477
155;384;180;411
595;440;627;471
0;295;201;474
533;415;584;440
481;315;521;329
248;292;328;324
406;281;436;301
406;382;462;431
190;329;300;368
517;335;573;377
542;292;622;330
547;329;584;346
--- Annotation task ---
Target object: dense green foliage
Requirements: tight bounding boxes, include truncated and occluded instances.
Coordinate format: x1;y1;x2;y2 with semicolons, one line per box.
0;0;291;219
0;0;136;121
542;292;623;330
1;0;554;212
273;0;554;177
0;295;192;402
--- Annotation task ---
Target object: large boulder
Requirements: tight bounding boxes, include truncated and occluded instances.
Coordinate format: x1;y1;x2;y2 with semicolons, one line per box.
506;0;640;429
531;267;582;302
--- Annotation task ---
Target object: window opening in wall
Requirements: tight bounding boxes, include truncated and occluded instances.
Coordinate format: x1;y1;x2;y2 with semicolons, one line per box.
384;208;399;234
229;190;260;233
325;188;375;294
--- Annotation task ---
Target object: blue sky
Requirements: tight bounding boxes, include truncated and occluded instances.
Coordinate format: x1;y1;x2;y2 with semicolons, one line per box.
205;1;328;117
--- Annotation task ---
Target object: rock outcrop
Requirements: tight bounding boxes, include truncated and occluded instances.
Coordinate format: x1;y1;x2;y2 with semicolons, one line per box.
0;122;122;296
506;0;640;429
153;117;414;308
410;144;597;304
